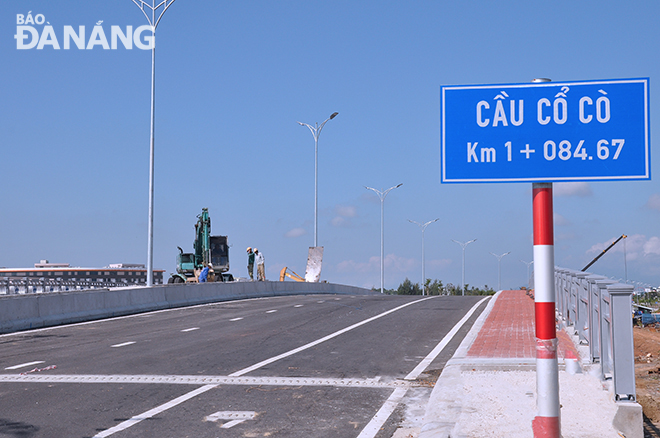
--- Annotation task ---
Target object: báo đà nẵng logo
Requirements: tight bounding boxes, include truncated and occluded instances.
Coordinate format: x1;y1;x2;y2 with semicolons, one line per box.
15;11;155;50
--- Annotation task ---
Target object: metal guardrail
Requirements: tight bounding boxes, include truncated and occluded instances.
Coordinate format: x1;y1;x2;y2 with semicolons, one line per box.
555;268;636;402
0;278;139;295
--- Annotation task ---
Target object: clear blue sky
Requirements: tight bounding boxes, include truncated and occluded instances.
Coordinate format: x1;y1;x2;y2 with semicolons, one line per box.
2;1;659;291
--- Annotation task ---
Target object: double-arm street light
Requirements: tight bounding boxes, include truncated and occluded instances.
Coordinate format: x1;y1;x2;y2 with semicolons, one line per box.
131;0;177;287
297;112;339;248
365;184;403;294
520;259;534;288
451;239;476;296
490;252;511;291
409;219;439;296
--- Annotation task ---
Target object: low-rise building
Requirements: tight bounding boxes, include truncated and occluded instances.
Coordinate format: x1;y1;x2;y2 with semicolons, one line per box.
0;260;164;295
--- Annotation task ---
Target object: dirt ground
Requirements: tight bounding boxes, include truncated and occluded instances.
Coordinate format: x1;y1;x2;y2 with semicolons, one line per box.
634;326;660;437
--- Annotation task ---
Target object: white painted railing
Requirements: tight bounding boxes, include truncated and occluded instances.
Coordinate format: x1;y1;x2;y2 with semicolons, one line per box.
554;268;636;402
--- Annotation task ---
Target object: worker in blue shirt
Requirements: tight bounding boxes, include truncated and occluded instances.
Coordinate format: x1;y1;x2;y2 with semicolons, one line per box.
199;263;212;283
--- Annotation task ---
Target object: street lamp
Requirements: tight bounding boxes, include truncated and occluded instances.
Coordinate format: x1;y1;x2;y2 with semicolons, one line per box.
490;252;511;291
451;239;476;296
365;183;403;294
409;219;439;296
131;0;177;287
520;259;534;288
297;112;339;248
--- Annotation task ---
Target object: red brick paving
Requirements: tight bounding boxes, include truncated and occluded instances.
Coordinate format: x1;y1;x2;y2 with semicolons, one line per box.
467;290;580;360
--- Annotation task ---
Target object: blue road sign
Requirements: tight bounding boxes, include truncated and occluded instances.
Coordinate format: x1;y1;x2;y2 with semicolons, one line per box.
440;78;650;183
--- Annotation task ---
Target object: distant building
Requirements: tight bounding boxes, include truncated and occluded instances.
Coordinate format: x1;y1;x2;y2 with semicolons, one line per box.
0;260;164;295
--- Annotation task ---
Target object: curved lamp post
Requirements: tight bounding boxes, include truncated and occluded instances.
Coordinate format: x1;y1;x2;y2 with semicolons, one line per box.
451;239;476;296
365;184;403;294
131;0;177;287
490;251;511;291
520;259;534;288
297;112;339;248
409;219;439;296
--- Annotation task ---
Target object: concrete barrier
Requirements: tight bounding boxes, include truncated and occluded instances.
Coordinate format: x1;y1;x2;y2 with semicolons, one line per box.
0;281;376;334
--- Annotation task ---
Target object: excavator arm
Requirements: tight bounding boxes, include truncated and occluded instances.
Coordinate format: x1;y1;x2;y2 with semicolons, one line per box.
279;267;305;282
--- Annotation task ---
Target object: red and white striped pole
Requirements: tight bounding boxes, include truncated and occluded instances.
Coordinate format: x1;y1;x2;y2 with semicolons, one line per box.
531;182;560;437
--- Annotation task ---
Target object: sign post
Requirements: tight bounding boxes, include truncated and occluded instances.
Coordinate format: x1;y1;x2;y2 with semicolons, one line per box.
531;182;559;437
440;77;650;438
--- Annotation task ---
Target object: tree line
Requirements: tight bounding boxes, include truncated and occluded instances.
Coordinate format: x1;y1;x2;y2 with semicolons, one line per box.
379;278;496;296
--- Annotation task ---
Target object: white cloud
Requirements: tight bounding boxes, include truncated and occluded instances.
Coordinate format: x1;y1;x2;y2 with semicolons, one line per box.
336;205;357;217
646;194;660;211
554;182;592;197
644;237;660;256
284;227;307;238
331;204;358;228
587;234;660;261
428;259;453;269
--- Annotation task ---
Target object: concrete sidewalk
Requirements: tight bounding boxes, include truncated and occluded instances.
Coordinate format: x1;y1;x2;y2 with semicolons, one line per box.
418;290;642;438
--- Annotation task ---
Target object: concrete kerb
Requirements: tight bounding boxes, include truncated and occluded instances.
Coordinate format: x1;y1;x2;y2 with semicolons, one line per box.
0;281;376;334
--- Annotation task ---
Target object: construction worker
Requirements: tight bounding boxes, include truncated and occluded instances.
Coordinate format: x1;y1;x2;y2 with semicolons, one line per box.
199;263;212;283
255;248;265;281
246;247;255;280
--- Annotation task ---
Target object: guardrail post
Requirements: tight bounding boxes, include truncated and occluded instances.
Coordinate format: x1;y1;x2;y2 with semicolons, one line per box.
569;270;579;326
599;280;615;379
607;283;636;401
575;272;590;344
585;275;606;363
555;269;566;318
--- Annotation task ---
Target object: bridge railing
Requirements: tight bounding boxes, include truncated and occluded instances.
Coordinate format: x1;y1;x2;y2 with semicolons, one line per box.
0;278;127;295
555;267;636;402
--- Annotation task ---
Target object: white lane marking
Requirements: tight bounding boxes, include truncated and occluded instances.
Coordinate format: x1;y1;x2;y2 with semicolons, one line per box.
356;387;408;438
92;384;217;437
294;304;303;308
404;296;490;381
229;296;436;377
229;317;243;322
5;361;44;370
205;411;256;429
221;420;244;429
181;327;199;332
266;310;277;313
110;342;136;348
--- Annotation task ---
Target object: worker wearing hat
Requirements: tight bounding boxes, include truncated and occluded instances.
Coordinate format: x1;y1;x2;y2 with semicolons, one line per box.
254;248;265;281
199;263;212;283
246;247;255;280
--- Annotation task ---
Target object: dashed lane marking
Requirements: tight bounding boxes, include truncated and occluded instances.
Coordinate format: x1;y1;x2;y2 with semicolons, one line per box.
110;342;136;348
266;310;277;313
181;327;199;332
205;410;257;429
229;317;243;321
4;361;44;370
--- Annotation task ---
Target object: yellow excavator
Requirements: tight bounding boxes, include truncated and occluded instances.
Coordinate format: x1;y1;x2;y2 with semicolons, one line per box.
279;247;324;282
279;267;305;282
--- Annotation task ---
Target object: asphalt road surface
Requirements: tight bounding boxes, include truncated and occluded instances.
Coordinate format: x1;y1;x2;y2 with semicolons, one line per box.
0;293;489;438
